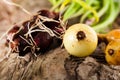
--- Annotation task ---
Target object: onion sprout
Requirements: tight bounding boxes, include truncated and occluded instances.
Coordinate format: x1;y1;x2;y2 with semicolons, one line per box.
49;0;120;33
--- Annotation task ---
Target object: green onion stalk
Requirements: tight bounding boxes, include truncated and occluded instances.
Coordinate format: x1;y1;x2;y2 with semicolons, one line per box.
48;0;120;33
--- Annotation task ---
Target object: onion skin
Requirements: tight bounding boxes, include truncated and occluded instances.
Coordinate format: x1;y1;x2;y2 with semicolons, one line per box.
34;32;53;53
63;24;98;57
106;29;120;42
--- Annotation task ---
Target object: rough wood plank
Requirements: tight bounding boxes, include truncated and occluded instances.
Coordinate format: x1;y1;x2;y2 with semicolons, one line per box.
0;40;120;80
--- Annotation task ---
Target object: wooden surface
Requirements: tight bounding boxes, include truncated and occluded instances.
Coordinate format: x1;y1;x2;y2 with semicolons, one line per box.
0;42;120;80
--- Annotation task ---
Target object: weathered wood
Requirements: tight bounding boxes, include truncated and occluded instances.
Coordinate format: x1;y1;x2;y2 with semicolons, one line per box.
0;40;120;80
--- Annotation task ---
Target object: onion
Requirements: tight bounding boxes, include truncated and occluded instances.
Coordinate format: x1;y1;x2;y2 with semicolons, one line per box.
63;23;98;57
105;40;120;65
6;10;65;56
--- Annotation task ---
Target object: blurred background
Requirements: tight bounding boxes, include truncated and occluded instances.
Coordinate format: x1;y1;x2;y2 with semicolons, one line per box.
0;0;120;36
0;0;51;36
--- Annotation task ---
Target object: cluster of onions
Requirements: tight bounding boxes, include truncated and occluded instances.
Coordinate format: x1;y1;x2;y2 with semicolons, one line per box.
6;9;98;58
3;0;120;66
5;8;120;65
63;24;120;65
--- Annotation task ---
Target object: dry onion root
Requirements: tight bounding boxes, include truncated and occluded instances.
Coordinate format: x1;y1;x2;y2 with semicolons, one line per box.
6;10;65;56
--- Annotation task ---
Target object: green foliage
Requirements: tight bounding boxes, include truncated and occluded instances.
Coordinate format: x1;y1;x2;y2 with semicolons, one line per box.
49;0;120;33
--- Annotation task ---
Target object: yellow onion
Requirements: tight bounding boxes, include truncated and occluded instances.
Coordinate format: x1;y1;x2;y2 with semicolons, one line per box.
63;23;98;57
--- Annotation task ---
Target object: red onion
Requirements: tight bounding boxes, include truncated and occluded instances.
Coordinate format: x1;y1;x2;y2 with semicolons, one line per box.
7;10;65;56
